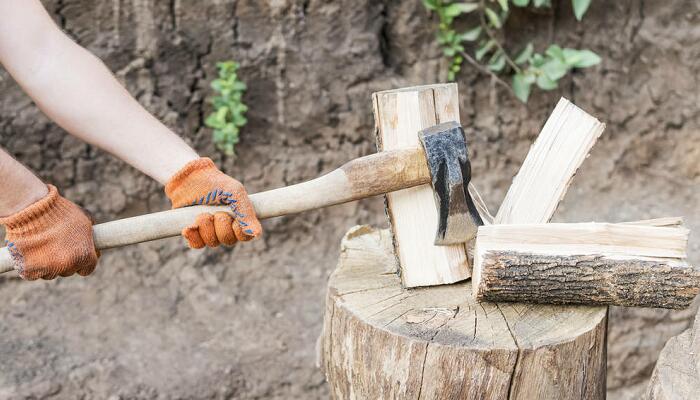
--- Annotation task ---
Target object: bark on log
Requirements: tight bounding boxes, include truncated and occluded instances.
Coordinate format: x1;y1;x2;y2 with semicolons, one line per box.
475;252;698;309
321;225;608;400
646;310;700;399
473;222;699;309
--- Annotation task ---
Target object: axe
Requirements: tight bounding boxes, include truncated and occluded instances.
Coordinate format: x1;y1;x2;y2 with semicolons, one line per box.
0;122;483;274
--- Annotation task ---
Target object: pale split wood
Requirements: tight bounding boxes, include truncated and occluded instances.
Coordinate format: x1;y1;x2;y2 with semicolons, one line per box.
476;222;689;259
495;98;605;224
372;83;470;288
473;221;700;309
646;310;700;399
321;226;607;400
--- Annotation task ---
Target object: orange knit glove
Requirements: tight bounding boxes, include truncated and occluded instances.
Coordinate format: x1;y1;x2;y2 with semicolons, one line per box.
165;158;262;249
0;185;99;280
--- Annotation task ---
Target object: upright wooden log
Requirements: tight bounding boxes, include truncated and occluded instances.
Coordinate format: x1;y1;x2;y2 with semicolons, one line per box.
372;84;470;288
322;226;607;400
646;309;700;399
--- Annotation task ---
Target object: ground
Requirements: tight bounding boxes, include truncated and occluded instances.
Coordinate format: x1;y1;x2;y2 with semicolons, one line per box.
0;0;698;399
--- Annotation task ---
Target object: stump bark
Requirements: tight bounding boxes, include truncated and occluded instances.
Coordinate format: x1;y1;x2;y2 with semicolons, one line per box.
321;226;608;400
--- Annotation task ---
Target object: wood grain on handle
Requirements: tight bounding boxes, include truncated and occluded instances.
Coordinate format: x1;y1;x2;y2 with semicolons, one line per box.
0;147;429;274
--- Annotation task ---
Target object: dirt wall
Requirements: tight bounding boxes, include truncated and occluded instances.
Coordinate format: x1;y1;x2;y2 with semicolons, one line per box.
0;0;698;398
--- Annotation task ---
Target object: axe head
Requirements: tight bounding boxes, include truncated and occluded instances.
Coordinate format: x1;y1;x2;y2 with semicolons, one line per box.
419;121;483;245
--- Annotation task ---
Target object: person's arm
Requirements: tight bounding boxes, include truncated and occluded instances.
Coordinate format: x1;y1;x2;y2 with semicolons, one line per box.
0;0;261;272
0;149;48;217
0;0;198;184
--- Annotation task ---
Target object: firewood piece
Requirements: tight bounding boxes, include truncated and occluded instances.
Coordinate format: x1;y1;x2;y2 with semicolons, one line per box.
321;226;607;400
646;310;700;399
473;221;699;309
495;98;605;224
372;84;470;288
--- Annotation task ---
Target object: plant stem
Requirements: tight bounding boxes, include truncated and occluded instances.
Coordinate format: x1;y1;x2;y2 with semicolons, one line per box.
458;50;515;97
478;0;522;74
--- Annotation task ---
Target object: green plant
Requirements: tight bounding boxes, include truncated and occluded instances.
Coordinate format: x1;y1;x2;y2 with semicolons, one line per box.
205;61;248;156
423;0;600;102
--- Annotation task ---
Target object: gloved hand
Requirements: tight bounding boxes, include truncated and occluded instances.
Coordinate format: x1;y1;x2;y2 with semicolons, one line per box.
165;158;262;248
0;185;99;280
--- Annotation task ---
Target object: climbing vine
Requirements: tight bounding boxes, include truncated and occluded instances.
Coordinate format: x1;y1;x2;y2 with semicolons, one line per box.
422;0;600;102
205;61;249;156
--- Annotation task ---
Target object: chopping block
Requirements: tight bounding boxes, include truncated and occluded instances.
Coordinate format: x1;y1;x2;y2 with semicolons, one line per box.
320;84;608;400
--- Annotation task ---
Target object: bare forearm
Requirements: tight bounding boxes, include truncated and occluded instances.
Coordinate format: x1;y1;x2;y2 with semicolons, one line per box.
20;39;198;183
0;0;198;184
0;148;48;217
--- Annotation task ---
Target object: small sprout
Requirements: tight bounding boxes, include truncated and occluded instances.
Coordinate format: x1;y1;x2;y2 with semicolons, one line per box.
206;61;248;156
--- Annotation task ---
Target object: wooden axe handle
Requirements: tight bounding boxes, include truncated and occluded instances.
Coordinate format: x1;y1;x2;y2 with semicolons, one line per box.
0;147;428;274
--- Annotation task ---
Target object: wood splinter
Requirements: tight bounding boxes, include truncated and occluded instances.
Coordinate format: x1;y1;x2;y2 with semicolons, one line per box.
473;219;700;309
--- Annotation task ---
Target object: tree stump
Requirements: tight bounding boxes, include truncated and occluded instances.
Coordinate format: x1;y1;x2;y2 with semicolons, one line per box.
321;226;608;400
645;309;700;399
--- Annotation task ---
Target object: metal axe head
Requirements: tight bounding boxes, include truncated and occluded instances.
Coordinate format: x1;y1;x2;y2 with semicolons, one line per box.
419;121;483;245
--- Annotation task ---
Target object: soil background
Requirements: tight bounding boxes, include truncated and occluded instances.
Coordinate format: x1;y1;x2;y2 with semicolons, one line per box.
1;0;698;399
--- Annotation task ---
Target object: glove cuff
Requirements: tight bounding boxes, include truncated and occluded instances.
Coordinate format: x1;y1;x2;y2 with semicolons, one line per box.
0;185;69;234
165;157;220;204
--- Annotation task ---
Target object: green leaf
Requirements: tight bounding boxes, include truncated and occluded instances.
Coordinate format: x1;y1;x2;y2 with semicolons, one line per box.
484;7;502;28
565;49;601;68
541;57;569;80
422;0;438;11
443;47;456;57
232;114;248;127
545;44;565;61
512;73;532;103
533;0;551;6
561;48;582;65
536;73;558;90
497;0;509;12
205;114;224;129
572;0;591;20
488;51;506;72
232;81;247;91
444;2;479;18
512;0;529;6
524;73;536;84
443;30;457;44
476;40;496;61
542;58;569;81
215;107;229;121
530;53;545;67
459;26;482;42
514;43;534;65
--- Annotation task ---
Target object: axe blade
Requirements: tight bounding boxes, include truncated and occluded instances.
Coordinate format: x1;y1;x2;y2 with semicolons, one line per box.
419;121;483;245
